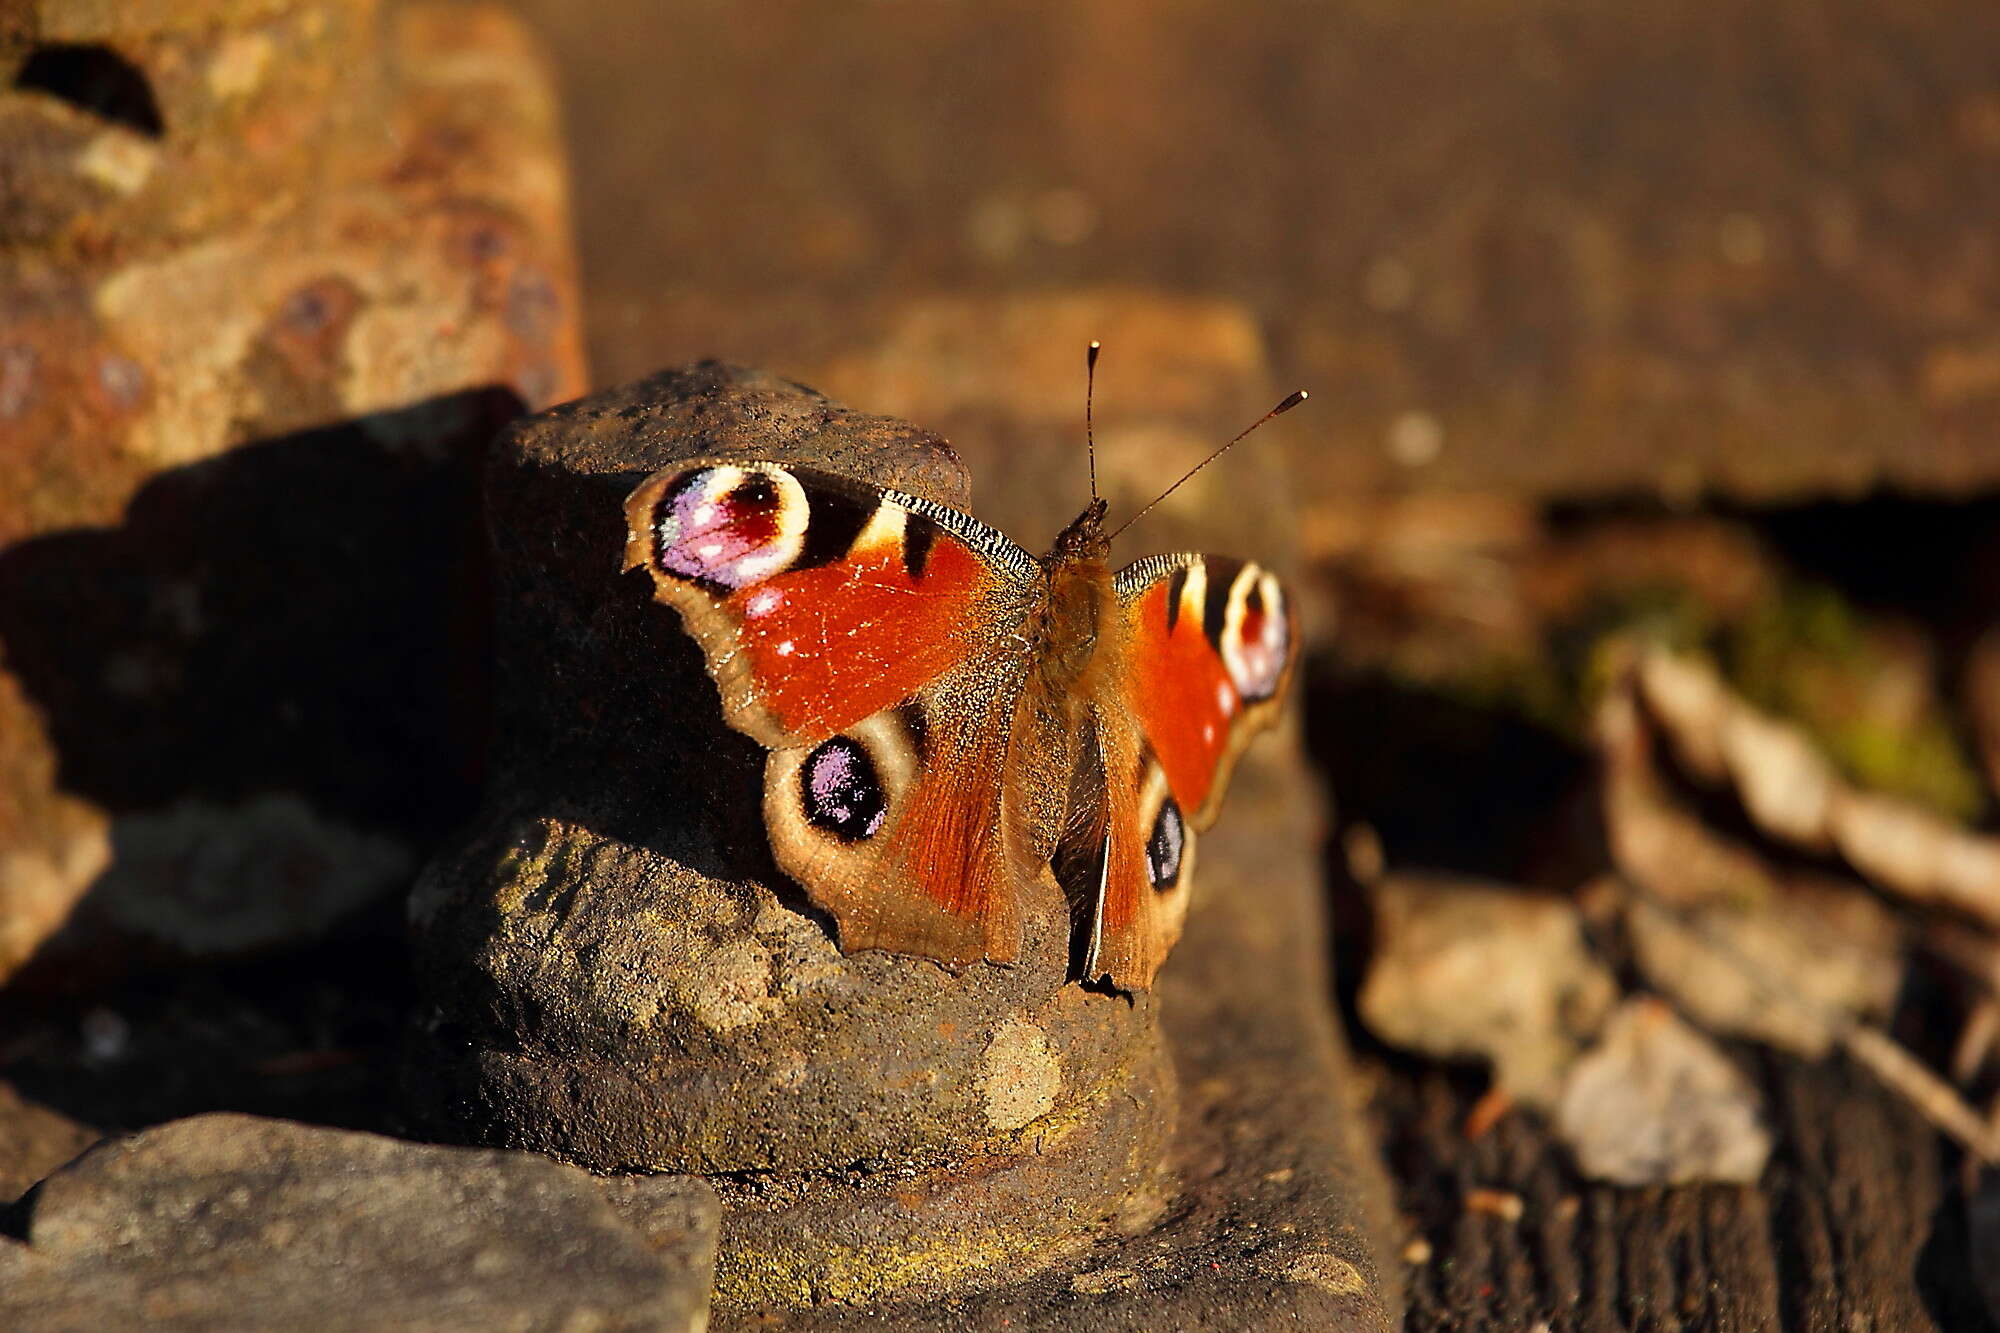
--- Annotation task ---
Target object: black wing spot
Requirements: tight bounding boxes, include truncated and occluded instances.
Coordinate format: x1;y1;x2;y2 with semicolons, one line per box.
1146;797;1186;890
1202;557;1243;648
794;487;873;571
730;472;779;512
901;519;937;581
1164;565;1189;634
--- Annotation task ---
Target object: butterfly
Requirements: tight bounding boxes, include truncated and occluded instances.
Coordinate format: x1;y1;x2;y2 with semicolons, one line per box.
621;357;1302;991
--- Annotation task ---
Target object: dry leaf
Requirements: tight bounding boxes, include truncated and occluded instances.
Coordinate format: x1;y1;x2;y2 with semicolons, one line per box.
1556;998;1771;1186
1359;874;1618;1106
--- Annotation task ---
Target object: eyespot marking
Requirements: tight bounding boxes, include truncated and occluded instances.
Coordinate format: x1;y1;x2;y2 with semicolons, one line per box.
1221;566;1288;701
652;465;807;589
1146;796;1186;890
800;736;887;841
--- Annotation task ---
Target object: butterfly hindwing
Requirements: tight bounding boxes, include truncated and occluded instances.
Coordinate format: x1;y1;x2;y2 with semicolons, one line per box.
624;461;1044;966
1080;553;1297;988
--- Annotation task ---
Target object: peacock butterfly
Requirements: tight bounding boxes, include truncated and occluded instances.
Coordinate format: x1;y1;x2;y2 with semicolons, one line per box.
621;351;1302;990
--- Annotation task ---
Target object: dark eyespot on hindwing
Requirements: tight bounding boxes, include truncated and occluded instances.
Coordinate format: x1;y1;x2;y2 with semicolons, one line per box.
1146;796;1185;890
800;736;888;841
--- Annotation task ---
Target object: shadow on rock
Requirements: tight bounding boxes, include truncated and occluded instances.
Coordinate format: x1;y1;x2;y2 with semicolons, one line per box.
0;386;524;1140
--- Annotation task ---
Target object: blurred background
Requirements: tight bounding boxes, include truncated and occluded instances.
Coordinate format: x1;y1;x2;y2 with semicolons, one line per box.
535;0;2000;502
6;2;2000;1327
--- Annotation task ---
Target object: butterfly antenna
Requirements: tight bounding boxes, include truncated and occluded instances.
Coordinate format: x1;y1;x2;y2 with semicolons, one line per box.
1085;340;1102;505
1106;388;1308;542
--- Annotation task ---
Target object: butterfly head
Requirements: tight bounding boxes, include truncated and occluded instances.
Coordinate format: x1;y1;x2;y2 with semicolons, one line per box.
1048;497;1112;565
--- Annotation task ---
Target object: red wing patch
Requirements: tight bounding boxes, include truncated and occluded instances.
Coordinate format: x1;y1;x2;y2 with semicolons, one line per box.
1123;569;1240;818
727;531;991;739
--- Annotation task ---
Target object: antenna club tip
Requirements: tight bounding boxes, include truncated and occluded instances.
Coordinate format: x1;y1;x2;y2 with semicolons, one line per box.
1274;389;1308;414
1089;339;1101;350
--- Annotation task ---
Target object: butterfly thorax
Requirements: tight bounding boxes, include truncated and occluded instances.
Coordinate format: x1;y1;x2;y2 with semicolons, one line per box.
1032;499;1119;702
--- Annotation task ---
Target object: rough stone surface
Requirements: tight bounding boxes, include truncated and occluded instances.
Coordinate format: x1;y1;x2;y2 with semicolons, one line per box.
1626;880;1903;1061
596;1171;726;1295
726;729;1398;1330
0;1;587;986
406;364;1178;1306
0;1113;717;1332
1556;998;1772;1187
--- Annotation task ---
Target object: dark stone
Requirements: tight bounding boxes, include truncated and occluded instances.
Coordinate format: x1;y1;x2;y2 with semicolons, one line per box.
0;1113;717;1332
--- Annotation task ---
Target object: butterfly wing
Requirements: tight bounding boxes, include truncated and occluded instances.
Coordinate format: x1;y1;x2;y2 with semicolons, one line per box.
623;462;1047;967
1080;553;1297;989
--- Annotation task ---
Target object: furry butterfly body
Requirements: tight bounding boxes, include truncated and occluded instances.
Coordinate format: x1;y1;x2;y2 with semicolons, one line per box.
623;459;1294;990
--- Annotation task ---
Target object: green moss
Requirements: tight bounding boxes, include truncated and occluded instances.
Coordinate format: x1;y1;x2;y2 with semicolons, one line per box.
1721;581;1986;821
715;1223;1062;1310
1371;571;1985;825
1378;580;1717;743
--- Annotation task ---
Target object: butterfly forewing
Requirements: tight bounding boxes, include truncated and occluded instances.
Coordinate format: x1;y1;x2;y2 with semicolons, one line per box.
1113;553;1296;826
1076;553;1297;988
623;462;1038;747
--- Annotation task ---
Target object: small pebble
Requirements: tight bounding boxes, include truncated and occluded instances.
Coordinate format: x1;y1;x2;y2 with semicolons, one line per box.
1464;1187;1524;1222
80;1007;129;1064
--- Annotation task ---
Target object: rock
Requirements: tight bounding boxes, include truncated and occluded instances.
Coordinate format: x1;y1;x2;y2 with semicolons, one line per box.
0;1113;716;1332
68;795;416;959
0;1;586;986
1627;876;1902;1059
727;704;1399;1329
1556;998;1771;1186
597;1173;724;1292
0;1083;98;1206
405;363;1175;1308
1358;873;1619;1105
